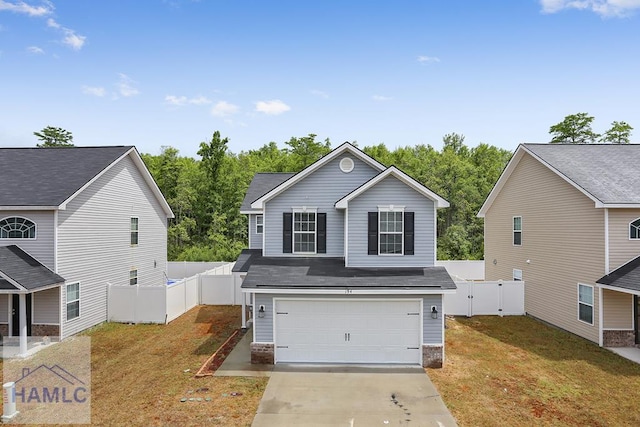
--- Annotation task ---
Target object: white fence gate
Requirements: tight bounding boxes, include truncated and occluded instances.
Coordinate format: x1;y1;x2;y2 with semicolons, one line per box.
108;262;240;324
445;281;525;317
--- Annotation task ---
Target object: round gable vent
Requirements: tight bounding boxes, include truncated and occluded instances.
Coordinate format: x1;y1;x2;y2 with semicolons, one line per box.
340;157;354;173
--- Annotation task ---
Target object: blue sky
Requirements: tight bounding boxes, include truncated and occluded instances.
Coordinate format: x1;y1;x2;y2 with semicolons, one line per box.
1;0;639;157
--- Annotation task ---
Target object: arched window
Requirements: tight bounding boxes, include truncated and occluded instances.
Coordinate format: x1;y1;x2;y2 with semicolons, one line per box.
0;217;36;239
630;218;640;239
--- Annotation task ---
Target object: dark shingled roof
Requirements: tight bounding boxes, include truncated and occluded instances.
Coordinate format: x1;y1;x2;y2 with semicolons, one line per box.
240;173;295;212
0;146;132;207
597;255;640;292
524;144;640;205
235;250;456;290
0;245;65;291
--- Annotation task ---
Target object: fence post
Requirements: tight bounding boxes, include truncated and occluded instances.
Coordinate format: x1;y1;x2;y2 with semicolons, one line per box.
2;382;18;421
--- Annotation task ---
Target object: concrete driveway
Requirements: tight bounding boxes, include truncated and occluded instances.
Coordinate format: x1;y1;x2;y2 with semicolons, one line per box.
251;364;457;427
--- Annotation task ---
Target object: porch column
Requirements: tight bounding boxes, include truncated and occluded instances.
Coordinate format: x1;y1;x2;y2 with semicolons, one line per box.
241;289;247;329
18;293;27;356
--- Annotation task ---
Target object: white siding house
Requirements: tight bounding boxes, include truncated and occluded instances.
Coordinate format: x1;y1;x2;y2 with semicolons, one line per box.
0;146;173;351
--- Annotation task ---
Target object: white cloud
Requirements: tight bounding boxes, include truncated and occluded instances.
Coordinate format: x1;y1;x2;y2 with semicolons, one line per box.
188;95;211;105
46;17;59;28
0;0;53;16
310;89;329;99
211;101;239;117
165;94;212;106
47;17;86;50
62;30;85;50
165;95;188;106
540;0;640;17
82;85;105;97
417;55;440;63
254;99;290;115
26;45;44;54
372;95;392;101
115;73;139;97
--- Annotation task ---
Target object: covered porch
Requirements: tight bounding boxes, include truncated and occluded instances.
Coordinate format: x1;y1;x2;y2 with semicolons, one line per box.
0;245;65;357
596;255;640;349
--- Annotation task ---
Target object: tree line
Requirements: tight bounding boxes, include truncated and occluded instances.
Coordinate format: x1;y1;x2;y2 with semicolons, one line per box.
141;132;512;261
33;111;634;261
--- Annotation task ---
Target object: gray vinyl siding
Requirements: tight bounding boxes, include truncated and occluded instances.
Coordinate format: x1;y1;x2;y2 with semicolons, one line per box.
0;294;8;323
254;293;273;342
253;294;442;345
0;210;55;269
347;176;435;267
423;295;442;344
248;214;263;250
57;154;168;338
33;287;60;324
263;154;378;257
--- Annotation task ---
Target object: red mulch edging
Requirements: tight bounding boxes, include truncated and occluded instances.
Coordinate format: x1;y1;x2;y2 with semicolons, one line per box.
195;329;245;377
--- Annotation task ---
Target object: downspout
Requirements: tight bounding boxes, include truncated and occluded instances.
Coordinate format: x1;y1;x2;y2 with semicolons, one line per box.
600;208;609;347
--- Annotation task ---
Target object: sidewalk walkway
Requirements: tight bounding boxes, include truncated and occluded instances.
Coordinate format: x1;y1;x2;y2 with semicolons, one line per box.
607;347;640;364
214;329;273;377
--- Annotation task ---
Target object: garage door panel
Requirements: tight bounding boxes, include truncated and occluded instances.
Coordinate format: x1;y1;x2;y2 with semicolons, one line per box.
275;299;421;364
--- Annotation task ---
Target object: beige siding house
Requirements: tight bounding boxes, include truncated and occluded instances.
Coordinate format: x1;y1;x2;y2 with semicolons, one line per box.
479;144;640;348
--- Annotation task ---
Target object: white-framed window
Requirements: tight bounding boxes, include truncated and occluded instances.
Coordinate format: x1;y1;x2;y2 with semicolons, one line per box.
0;217;36;239
379;207;404;255
130;217;139;245
513;216;522;246
130;269;138;286
630;218;640;239
293;209;316;253
256;215;263;234
513;269;523;281
66;282;80;321
578;283;594;325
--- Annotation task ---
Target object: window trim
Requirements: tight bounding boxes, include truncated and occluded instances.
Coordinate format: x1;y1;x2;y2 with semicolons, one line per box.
130;217;139;246
629;218;640;240
577;283;594;326
256;214;263;234
0;216;37;240
513;216;522;246
292;208;317;254
66;282;80;321
513;269;523;281
130;269;138;286
378;206;405;256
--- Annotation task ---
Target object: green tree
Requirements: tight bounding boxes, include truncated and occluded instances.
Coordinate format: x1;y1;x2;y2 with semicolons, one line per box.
34;126;74;147
549;113;599;144
600;121;633;144
284;134;331;170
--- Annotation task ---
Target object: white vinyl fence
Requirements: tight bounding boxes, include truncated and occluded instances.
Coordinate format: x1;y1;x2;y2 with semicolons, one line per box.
445;280;525;317
108;262;240;324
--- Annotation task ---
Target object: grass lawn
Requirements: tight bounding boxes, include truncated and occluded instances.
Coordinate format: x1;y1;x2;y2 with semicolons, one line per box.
428;316;640;427
3;305;267;426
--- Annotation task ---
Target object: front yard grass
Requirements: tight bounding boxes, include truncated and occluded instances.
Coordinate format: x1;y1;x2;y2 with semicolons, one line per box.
3;305;267;426
428;316;640;426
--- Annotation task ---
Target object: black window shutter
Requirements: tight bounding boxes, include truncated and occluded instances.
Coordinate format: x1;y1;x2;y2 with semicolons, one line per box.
404;212;414;255
283;213;292;253
317;213;327;253
368;212;378;255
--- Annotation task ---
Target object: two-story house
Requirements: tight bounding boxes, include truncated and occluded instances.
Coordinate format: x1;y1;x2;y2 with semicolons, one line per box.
233;142;455;367
0;146;173;353
480;143;640;349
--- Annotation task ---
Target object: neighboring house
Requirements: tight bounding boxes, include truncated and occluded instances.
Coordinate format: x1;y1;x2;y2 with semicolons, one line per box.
234;142;454;367
479;143;640;348
0;147;173;349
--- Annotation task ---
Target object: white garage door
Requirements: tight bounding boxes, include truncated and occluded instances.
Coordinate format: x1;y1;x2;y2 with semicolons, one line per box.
274;299;422;364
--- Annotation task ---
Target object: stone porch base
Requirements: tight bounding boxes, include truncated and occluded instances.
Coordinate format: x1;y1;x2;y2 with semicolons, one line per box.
422;345;443;368
603;330;635;347
32;324;60;337
251;343;274;364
